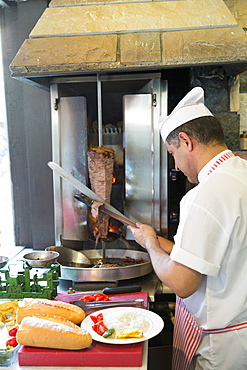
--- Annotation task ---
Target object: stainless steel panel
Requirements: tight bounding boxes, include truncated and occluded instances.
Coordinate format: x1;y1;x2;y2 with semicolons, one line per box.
124;80;168;239
51;93;88;244
159;80;168;237
124;93;153;238
60;96;88;242
152;77;162;233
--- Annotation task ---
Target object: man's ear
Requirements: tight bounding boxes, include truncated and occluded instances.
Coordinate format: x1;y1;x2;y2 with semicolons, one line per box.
178;132;193;151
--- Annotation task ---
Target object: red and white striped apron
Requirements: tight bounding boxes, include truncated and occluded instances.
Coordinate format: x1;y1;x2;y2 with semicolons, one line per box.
172;150;241;370
172;297;247;370
172;296;203;370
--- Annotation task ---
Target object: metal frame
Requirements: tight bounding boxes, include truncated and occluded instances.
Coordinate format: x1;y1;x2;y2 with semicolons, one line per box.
50;73;168;245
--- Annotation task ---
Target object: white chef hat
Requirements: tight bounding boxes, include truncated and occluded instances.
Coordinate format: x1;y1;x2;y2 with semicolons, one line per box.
159;87;213;142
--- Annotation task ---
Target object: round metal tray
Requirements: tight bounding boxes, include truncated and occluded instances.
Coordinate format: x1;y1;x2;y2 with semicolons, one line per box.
58;249;153;282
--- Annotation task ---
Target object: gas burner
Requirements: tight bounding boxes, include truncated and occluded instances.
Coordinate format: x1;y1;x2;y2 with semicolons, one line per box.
89;231;122;243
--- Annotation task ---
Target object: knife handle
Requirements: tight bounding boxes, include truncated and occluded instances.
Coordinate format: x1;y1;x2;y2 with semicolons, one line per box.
102;285;141;295
99;206;137;227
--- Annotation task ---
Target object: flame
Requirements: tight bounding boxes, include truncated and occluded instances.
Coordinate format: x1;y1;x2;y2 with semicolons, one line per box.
108;226;115;233
112;176;116;184
92;219;121;235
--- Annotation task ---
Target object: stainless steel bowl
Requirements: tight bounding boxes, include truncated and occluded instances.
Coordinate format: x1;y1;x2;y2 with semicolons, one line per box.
0;256;9;268
23;251;60;267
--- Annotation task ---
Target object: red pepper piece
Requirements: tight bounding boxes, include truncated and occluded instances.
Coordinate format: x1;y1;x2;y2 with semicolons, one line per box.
8;327;18;337
6;337;18;347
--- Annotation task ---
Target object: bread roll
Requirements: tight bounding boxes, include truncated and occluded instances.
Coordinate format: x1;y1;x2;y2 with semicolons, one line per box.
31;314;80;329
16;316;92;350
16;298;85;325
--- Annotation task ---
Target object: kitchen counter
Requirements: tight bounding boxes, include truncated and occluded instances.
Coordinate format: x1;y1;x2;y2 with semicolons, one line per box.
0;247;175;369
0;249;149;369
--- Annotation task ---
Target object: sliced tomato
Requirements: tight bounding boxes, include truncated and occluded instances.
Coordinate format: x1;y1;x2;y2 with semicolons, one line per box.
78;292;109;302
92;324;99;334
92;321;108;336
90;314;99;324
94;293;110;301
90;313;103;323
79;295;95;302
96;313;104;321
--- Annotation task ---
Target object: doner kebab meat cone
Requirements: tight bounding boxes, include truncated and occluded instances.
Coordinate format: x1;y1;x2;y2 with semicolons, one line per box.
87;146;114;240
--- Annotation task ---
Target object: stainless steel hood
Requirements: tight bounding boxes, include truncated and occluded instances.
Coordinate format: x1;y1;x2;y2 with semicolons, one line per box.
9;0;247;88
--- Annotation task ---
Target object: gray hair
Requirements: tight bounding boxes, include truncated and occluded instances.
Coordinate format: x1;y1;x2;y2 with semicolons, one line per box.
166;116;226;147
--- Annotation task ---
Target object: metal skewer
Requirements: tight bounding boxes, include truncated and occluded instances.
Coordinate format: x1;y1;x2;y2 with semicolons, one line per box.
97;73;103;147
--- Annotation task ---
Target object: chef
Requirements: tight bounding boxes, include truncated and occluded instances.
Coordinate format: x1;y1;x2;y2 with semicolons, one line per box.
128;87;247;370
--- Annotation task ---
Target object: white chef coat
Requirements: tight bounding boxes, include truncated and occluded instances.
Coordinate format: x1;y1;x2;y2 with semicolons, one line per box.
170;150;247;369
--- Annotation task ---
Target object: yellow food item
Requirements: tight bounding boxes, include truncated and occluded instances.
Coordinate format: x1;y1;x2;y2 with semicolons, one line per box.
0;300;18;327
6;319;17;330
117;328;143;339
0;311;7;321
0;300;18;314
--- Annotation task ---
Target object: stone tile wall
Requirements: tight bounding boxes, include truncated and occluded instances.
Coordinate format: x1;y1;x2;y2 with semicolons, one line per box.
10;0;247;78
224;0;247;29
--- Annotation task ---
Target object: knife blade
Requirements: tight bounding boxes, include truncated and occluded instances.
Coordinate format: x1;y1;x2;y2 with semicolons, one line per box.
48;161;128;219
74;193;136;227
67;285;142;296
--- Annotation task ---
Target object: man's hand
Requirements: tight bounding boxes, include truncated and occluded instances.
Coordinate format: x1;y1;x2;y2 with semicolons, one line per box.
127;222;202;298
127;222;157;250
128;222;174;254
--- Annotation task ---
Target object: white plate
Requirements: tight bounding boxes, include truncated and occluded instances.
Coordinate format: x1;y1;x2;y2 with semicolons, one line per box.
81;307;164;344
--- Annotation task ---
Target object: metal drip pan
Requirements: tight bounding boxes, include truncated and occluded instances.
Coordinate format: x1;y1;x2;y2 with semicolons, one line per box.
57;249;153;282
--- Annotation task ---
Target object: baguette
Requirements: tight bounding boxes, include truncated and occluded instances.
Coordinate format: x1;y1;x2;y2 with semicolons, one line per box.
16;315;92;350
31;314;81;329
16;298;85;325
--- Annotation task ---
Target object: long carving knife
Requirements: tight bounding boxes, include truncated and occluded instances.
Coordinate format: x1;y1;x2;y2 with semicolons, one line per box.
48;161;135;223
